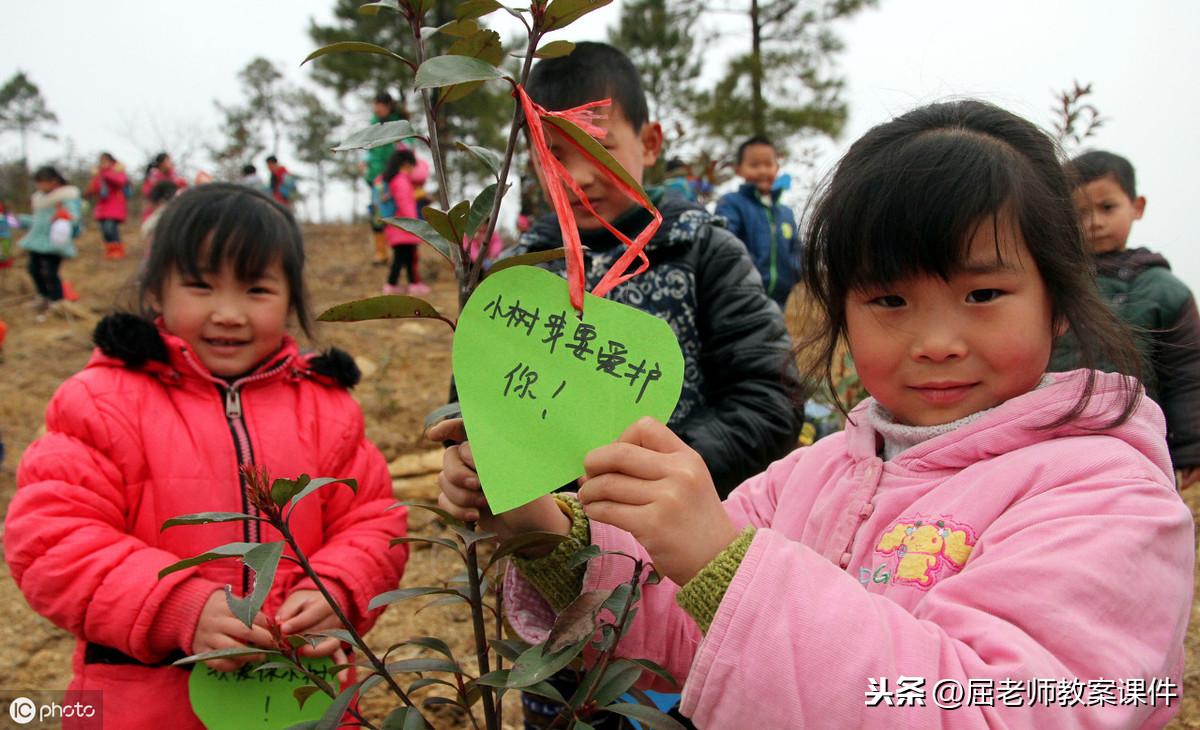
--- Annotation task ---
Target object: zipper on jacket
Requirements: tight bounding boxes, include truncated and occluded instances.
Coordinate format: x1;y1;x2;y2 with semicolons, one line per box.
181;347;290;596
764;202;779;297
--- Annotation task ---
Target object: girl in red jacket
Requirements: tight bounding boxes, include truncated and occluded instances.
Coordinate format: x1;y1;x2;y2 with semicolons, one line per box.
86;152;129;259
378;148;431;296
6;183;408;729
141;152;188;223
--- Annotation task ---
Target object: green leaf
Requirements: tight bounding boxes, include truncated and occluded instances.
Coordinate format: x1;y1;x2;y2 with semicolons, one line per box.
535;40;576;58
600;582;633;618
293;685;323;710
382;706;431;730
485;248;567;277
270;474;310;506
384;657;461;674
172;646;281;666
388;500;462;526
389;535;463;553
226;541;285;628
600;703;686;730
416;593;472;614
470;669;510;688
368;586;466;611
484;531;568;573
545;589;609;653
541;0;612;30
592;660;643;706
288;477;357;510
566;544;602;571
506;638;587;688
434;18;481;38
627;658;678;688
448;200;471;241
422;205;458;244
456;142;503;179
407;676;458;693
309;629;363;651
333;120;424;152
543;114;647;200
383;217;456;263
456;0;503;19
315;683;361;730
414;55;506;90
423;402;462;431
522;679;568;704
449;523;498;549
466;183;499;240
302;42;414;71
317;295;448;324
359;0;400;14
442;30;506;104
161;512;258;531
158;542;258;578
488;638;531;662
401;636;456;662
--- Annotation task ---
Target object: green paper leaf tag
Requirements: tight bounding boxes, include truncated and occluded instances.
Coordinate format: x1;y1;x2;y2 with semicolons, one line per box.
188;657;335;729
453;266;683;513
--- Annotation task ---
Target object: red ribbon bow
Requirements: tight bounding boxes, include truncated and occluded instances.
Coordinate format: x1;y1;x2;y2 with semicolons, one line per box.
516;85;663;313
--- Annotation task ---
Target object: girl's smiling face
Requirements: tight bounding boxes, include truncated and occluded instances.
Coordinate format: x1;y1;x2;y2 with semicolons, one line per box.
845;217;1057;426
155;259;290;378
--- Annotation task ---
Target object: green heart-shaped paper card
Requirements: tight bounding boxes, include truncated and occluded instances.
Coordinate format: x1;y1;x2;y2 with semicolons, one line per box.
453;265;684;513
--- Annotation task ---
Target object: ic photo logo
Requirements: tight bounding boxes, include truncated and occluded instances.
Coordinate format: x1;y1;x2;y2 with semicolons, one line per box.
4;694;100;726
7;697;35;724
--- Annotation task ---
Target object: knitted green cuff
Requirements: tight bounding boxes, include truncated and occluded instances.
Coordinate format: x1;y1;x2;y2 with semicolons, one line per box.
512;495;591;612
676;527;756;633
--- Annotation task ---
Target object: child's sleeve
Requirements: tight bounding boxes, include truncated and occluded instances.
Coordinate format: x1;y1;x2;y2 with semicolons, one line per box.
676;228;803;494
286;400;408;633
713;194;744;238
1156;292;1200;469
5;377;224;663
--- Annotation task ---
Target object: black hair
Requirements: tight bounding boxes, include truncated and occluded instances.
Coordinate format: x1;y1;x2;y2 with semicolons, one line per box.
266;155;278;164
139;182;312;337
145;152;170;179
1067;150;1137;199
382;149;417;183
374;91;395;107
33;166;67;186
802;99;1143;428
242;164;257;176
149;180;179;205
526;41;648;131
99;151;116;164
736;135;776;165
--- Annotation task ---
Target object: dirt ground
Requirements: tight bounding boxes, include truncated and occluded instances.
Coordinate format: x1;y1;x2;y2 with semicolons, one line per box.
1;223;1198;728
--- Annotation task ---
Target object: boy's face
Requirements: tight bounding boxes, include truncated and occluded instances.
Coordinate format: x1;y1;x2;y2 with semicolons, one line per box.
1073;174;1145;254
736;143;779;195
542;104;662;230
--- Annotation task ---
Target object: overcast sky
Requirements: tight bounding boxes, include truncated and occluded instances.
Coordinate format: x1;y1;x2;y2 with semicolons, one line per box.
4;1;1198;287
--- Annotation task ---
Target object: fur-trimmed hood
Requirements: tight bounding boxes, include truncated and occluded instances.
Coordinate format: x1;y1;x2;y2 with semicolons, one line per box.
91;312;360;388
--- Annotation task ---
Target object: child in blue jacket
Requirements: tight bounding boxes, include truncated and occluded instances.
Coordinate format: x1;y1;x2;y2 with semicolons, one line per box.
716;136;801;309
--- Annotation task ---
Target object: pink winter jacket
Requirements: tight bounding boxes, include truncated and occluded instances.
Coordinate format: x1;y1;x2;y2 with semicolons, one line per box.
87;167;129;221
6;315;408;730
506;370;1194;728
382;172;422;247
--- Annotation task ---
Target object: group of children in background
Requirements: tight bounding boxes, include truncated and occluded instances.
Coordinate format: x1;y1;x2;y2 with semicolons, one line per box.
4;39;1198;730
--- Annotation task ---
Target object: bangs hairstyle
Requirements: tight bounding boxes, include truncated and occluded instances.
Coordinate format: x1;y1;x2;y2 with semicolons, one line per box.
139;182;313;337
526;41;648;130
802;99;1143;428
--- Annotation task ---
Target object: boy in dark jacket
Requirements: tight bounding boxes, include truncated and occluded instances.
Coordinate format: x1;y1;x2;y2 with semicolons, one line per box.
1051;150;1200;487
715;136;801;309
509;42;803;497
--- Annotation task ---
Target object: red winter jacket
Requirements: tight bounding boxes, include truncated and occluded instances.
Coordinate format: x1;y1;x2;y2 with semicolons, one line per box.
87;167;129;222
6;314;407;729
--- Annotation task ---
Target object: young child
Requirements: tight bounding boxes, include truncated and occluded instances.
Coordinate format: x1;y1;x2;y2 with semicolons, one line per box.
378;148;431;296
365;92;408;265
433;100;1194;728
86;152;130;259
6;183;408;729
18;166;82;318
1051;150;1200;489
498;41;802;497
266;155;297;209
141;152;188;222
140;179;180;250
715;136;802;310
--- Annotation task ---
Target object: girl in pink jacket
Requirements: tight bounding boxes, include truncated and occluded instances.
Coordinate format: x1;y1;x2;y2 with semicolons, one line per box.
86;152;129;259
7;183;408;729
378;148;430;296
433;101;1195;728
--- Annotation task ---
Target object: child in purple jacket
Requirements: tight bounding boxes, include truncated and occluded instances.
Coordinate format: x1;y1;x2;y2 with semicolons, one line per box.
434;100;1194;728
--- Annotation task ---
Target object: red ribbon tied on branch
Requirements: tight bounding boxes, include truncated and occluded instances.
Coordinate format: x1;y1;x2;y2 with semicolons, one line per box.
516;85;663;314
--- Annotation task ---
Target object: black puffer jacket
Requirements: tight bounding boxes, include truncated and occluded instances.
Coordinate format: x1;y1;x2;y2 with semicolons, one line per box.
509;191;804;495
